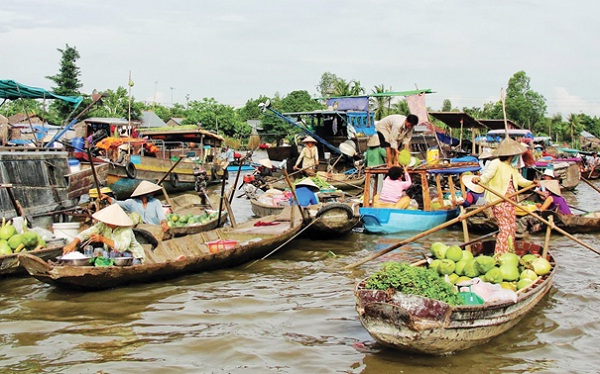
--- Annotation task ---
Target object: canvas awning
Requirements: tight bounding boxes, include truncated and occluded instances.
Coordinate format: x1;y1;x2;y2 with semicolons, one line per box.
0;79;83;107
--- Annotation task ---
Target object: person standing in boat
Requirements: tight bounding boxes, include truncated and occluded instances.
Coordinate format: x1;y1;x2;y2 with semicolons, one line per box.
62;204;145;264
472;138;536;254
102;180;169;233
293;136;319;177
375;114;419;167
291;178;320;207
373;166;412;209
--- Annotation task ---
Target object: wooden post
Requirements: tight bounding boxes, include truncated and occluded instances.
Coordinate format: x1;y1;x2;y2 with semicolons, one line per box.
542;215;553;259
421;172;431;211
459;206;471;252
435;174;444;207
222;191;237;228
363;170;372;207
448;175;457;206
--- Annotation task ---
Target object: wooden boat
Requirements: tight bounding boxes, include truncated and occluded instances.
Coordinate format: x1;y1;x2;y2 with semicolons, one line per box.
18;206;304;291
315;171;366;190
0;240;65;277
532;160;581;190
551;212;600;234
355;240;555;355
359;162;479;234
250;193;360;237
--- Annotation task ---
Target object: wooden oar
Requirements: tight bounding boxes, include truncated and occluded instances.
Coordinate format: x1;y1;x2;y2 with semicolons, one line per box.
157;157;184;185
344;184;537;269
479;184;600;256
581;177;600;195
87;147;103;212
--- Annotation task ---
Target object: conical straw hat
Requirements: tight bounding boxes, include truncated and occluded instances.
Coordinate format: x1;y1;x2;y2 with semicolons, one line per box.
131;180;162;197
92;203;134;227
478;148;493;160
461;174;484;194
541;179;561;196
367;134;380;147
296;177;320;191
492;138;528;157
302;136;317;144
259;158;273;168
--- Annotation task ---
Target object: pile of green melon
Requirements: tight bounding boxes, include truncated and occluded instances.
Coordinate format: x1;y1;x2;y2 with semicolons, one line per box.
166;211;220;228
0;218;46;256
428;241;552;291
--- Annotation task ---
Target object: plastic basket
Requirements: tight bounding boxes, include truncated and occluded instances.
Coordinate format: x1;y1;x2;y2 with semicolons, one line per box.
207;240;238;254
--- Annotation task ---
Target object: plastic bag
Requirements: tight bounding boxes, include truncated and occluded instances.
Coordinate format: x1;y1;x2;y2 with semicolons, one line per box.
459;278;517;304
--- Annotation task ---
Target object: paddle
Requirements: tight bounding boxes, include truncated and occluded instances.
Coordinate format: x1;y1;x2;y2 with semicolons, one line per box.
343;184;537;269
228;154;246;204
157;157;184;185
478;184;600;256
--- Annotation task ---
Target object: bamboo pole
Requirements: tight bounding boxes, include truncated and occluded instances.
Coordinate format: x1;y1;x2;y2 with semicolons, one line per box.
542;215;553;259
344;183;537;269
479;184;600;255
459;206;471;252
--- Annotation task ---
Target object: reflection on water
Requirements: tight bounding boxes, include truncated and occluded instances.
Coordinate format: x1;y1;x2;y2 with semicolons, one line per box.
1;168;600;372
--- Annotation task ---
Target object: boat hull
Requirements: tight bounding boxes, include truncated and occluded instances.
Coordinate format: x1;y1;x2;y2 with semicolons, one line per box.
360;207;459;234
355;241;555;355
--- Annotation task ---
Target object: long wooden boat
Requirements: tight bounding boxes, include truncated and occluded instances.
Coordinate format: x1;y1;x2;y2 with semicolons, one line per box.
532;160;580;190
269;171;365;191
250;198;360;237
355;240;555;355
18;206;304;291
0;240;65;277
359;162;479;234
551;212;600;234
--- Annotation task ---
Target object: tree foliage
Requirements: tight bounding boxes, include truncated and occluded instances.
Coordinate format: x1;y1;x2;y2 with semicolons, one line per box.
45;44;83;123
88;87;142;119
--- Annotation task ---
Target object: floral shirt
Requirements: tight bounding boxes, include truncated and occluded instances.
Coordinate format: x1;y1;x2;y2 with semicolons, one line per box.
76;222;145;261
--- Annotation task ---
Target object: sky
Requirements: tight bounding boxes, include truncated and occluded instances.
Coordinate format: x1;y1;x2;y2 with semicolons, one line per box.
3;0;600;119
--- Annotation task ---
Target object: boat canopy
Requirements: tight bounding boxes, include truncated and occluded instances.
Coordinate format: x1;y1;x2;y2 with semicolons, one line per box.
0;79;83;107
428;112;487;129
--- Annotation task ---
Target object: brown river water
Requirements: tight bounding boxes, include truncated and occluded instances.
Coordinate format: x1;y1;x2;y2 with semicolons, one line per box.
1;164;600;373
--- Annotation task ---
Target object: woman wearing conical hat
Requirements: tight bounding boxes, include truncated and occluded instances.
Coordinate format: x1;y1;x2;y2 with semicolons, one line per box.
293;136;319;177
292;178;320;207
472;138;537;254
102;180;169;233
62;204;145;264
536;179;572;215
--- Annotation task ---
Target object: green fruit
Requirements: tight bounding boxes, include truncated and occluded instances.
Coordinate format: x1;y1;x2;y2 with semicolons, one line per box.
7;234;22;250
517;278;534;290
531;258;552;276
398;149;412;166
438;259;456;275
461;250;474;261
22;231;38;249
475;255;496;274
520;254;538;266
501;281;517;291
0;223;16;241
445;245;463;262
484;267;503;284
455;276;472;285
429;259;442;272
447;273;459;284
520;269;538;282
463;259;480;278
499;264;520;282
455;259;468;276
498;253;520;268
430;242;448;260
0;240;12;255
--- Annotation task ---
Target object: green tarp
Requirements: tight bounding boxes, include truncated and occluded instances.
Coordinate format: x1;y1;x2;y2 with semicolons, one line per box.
0;79;83;107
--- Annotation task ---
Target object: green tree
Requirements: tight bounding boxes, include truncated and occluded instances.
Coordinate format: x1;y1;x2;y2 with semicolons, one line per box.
88;86;142;119
442;99;452;112
0;99;44;118
316;72;339;98
505;71;547;129
390;99;409;115
371;84;392;120
46;44;83;123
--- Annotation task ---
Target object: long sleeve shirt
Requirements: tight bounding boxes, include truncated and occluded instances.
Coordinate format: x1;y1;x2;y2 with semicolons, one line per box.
116;197;167;225
478;158;533;203
295;146;319;169
76;222;145;260
375;115;414;150
379;172;412;203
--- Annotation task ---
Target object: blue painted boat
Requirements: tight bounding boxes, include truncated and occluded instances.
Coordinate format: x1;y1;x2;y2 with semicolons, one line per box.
360;207;459;234
226;165;256;172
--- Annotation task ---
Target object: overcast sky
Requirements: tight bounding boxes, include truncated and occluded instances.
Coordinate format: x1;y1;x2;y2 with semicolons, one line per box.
3;0;600;119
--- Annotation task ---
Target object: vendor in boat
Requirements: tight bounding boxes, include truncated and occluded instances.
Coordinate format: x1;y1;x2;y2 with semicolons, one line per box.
365;134;387;167
292;178;320;207
472;138;537;254
460;174;485;208
373;166;412;209
257;158;274;177
102;180;169;233
536;180;572;215
293;136;319;177
62;204;145;264
375;114;419;167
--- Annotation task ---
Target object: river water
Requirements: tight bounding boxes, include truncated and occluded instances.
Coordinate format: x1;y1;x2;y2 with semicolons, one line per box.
1;162;600;373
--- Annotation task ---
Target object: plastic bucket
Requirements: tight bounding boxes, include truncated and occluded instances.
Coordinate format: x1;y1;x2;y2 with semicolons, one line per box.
130;155;141;164
68;159;81;173
426;148;439;165
71;137;85;152
52;222;80;240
